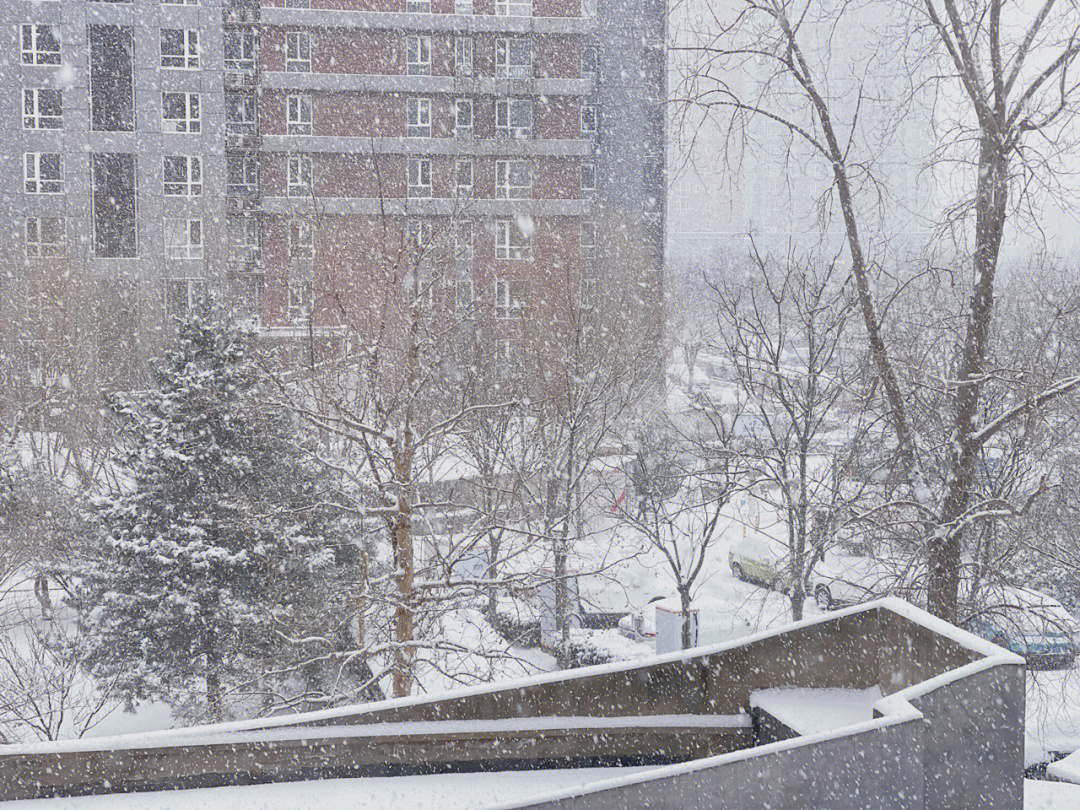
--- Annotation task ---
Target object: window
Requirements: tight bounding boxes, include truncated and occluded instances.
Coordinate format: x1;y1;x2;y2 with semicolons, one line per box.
90;25;135;132
163;156;202;196
496;160;532;199
581;277;598;309
161;29;199;69
224;29;257;72
162;0;199;5
287;93;313;135
581;104;598;136
164;218;204;260
285;0;310;6
225;92;257;136
494;279;528;318
407;218;432;251
231;217;261;267
227;154;259;197
407;0;431;10
582;45;598;75
495;218;531;260
582;0;596;17
21;25;61;66
288;280;313;322
581;221;597;266
162;93;200;133
456;280;475;319
495;38;531;78
454;98;473;138
23;89;61;130
407;158;432;198
24;153;62;194
455;0;474;13
454;220;474;261
25;217;65;258
407;36;431;76
407;97;431;138
92;154;137;257
286;31;311;72
495;0;532;17
165;278;206;320
581;161;596;192
287;154;312;197
495;99;532;139
454;36;473;76
454;158;473;196
290;220;315;259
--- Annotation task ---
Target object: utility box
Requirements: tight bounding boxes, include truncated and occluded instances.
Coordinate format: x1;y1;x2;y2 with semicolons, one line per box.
655;603;699;654
539;575;581;649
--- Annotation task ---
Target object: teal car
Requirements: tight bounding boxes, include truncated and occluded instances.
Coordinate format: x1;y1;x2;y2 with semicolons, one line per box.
967;587;1078;670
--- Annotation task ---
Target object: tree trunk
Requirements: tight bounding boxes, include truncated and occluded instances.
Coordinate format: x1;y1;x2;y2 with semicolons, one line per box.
206;665;223;723
391;456;415;698
679;586;694;650
929;133;1007;622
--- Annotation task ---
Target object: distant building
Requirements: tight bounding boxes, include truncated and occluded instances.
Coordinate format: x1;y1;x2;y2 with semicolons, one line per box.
0;0;665;381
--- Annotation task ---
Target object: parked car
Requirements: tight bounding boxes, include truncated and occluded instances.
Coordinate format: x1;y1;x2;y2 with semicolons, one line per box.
729;534;790;592
809;553;924;611
966;586;1079;670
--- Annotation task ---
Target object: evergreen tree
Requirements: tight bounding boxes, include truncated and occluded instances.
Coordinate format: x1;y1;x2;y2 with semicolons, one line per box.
72;302;348;721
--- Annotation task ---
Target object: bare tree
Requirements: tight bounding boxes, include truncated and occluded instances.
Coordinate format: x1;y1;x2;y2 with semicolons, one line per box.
676;0;1080;620
712;251;863;619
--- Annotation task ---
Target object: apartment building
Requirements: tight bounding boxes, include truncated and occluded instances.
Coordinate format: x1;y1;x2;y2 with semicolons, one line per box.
0;0;665;377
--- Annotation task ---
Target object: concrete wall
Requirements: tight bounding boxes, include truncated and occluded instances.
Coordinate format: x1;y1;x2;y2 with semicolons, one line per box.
516;718;926;810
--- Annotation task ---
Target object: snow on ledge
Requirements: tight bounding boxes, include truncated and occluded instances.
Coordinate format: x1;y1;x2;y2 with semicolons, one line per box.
1047;748;1080;784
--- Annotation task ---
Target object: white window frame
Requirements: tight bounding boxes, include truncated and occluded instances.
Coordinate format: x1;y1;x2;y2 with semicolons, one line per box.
454;98;473;138
162;92;200;134
495;218;531;260
494;279;528;318
20;25;61;66
454;220;474;261
455;0;474;13
407;36;431;76
495;0;532;17
581;161;597;193
407;218;433;251
288;279;313;323
581;221;597;266
406;0;431;11
286;31;311;72
407;158;432;199
581;104;598;136
225;91;257;136
495;160;532;199
165;278;207;320
456;279;476;319
224;28;257;72
25;217;65;258
227;153;259;197
161;29;199;70
287;93;313;136
495;98;532;139
24;152;63;195
232;217;261;267
495;38;531;78
407;97;431;138
23;89;62;130
454;158;473;197
290;220;315;260
454;36;473;76
287;154;313;198
163;155;202;197
162;0;200;5
164;217;204;261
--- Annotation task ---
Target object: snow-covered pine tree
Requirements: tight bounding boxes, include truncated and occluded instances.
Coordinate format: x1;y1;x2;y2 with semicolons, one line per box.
72;301;349;722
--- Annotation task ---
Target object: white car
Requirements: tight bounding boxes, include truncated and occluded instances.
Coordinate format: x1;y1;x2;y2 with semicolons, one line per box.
809;552;925;611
